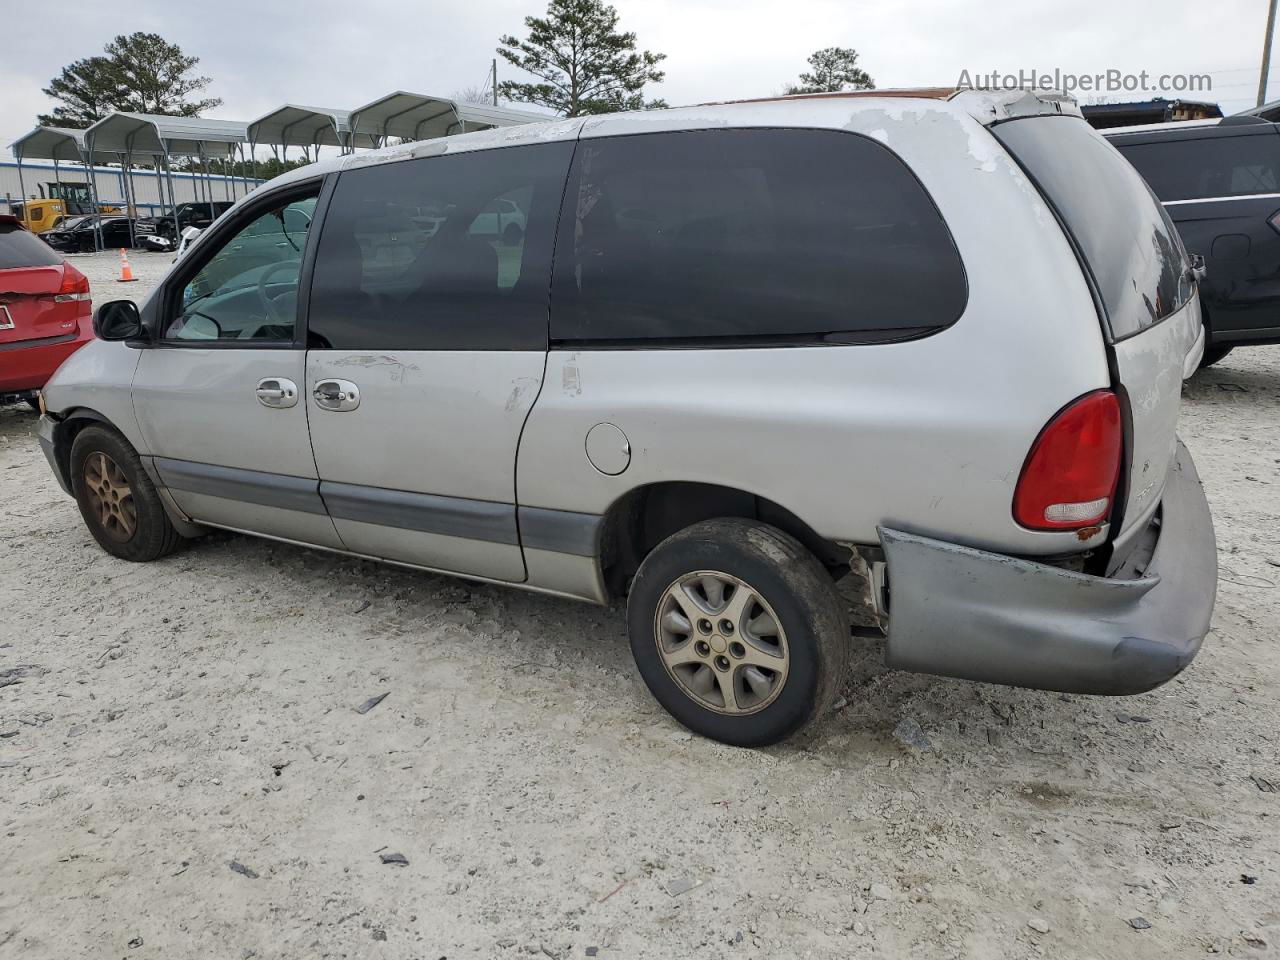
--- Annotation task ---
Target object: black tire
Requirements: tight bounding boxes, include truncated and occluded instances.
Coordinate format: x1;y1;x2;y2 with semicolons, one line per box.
70;425;182;562
627;518;848;747
1199;342;1233;369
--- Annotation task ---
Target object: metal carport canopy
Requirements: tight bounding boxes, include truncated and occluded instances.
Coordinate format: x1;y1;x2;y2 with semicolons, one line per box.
84;113;247;157
8;126;102;163
247;104;377;149
455;101;549;130
348;91;546;143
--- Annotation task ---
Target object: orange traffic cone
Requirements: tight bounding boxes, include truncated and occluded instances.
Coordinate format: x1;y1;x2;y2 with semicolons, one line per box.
116;248;137;283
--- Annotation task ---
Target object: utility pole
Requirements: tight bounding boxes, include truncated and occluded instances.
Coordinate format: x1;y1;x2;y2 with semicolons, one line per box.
492;58;498;106
1260;0;1279;107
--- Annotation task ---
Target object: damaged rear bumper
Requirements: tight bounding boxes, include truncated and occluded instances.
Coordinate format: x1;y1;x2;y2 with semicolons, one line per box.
880;440;1216;696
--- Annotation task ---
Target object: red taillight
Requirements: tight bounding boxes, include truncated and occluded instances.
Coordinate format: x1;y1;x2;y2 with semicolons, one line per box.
1013;390;1122;531
54;262;91;303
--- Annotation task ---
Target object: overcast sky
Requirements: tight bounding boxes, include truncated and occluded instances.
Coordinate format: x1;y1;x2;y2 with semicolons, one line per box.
1;0;1276;161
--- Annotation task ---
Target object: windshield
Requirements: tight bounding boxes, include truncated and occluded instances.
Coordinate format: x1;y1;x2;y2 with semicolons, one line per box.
992;116;1191;340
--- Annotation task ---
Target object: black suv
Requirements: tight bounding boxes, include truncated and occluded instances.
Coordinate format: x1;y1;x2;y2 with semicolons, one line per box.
135;201;235;241
1106;116;1280;367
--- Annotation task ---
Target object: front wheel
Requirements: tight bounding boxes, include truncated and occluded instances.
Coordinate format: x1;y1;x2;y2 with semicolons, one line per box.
627;518;848;747
70;425;183;562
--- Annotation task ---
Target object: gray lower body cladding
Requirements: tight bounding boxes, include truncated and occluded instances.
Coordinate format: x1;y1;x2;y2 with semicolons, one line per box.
94;450;604;561
155;457;328;515
880;441;1216;696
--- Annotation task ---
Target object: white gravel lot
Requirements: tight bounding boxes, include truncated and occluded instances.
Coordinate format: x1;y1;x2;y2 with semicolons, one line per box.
1;250;1278;959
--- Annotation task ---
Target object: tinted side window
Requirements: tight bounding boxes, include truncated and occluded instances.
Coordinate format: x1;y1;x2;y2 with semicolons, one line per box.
164;193;318;343
308;142;573;351
550;129;966;344
1115;133;1280;201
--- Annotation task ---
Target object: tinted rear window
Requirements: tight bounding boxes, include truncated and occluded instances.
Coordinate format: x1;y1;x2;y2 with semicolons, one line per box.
550;128;966;344
0;223;63;269
994;117;1190;340
1114;132;1280;201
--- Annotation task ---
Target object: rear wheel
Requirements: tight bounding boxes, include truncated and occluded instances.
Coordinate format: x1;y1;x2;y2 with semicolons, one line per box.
70;426;182;562
627;518;847;746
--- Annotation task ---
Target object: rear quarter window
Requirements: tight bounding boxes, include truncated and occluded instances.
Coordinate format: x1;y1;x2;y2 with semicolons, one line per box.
550;128;967;345
993;116;1191;340
0;223;63;269
1114;132;1280;201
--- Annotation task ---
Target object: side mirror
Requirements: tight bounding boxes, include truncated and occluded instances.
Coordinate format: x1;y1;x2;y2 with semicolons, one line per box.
1189;253;1207;283
180;226;202;240
93;300;143;341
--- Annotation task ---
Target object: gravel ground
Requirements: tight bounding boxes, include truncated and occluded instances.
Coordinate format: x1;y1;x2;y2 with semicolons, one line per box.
1;251;1278;959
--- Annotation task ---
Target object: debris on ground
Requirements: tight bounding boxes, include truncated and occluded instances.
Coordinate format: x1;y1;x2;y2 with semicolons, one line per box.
1027;917;1050;934
663;875;702;897
355;692;390;714
1115;713;1153;724
380;852;409;866
892;717;932;749
1128;917;1152;930
0;664;46;688
869;882;893;901
229;861;259;879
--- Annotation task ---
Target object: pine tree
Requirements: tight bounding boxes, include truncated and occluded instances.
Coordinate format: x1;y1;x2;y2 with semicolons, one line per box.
497;0;666;116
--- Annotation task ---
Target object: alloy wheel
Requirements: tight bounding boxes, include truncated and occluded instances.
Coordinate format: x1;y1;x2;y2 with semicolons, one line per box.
654;570;789;715
82;451;137;543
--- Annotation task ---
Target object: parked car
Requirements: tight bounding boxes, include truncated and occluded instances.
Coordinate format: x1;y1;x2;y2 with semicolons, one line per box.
469;197;527;244
173;226;203;261
135;201;235;241
37;89;1216;746
0;215;93;407
42;215;140;253
1106;116;1280;366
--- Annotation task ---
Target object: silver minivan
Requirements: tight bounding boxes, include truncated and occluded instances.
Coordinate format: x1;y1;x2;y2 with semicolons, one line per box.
37;88;1217;746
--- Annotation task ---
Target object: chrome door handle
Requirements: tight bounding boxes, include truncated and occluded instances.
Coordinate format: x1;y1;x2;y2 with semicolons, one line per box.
256;377;298;409
312;378;360;412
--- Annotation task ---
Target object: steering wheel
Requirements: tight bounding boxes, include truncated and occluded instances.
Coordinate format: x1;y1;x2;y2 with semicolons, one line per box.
257;259;302;324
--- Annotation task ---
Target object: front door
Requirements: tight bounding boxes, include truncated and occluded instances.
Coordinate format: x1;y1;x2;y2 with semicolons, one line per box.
132;182;342;548
303;139;575;580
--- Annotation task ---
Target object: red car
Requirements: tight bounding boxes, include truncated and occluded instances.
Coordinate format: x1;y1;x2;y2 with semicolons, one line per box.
0;214;93;408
